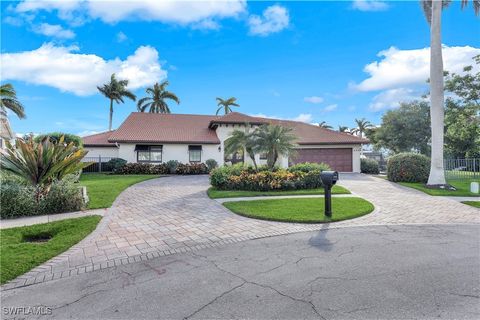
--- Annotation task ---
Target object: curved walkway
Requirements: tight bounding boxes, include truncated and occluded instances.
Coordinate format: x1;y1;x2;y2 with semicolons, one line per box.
3;174;478;290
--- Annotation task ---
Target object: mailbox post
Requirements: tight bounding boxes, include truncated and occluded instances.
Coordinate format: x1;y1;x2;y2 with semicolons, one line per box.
320;171;339;218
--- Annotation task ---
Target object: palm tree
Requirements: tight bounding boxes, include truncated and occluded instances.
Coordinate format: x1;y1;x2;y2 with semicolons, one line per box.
97;74;136;131
421;0;479;186
253;124;297;169
1;83;26;119
216;97;239;115
318;121;333;129
352;118;373;138
338;125;350;133
224;127;258;169
137;81;180;114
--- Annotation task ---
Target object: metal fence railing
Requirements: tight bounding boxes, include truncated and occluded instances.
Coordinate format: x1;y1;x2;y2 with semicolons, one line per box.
444;158;479;180
81;156;116;173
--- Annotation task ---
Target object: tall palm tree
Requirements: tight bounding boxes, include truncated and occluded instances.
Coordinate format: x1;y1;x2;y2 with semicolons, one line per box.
318;121;333;129
97;74;136;131
0;83;26;119
216;97;239;115
224;127;258;169
352;118;373;138
338;125;350;133
137;81;180;114
253;124;297;169
421;0;479;186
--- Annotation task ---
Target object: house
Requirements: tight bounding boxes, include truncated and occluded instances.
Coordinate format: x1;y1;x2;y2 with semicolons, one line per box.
82;112;369;172
0;109;15;149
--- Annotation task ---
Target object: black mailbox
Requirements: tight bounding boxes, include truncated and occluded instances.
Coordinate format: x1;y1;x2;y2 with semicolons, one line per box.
320;171;339;218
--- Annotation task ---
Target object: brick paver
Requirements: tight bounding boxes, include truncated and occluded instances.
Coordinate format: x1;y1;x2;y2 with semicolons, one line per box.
3;174;478;290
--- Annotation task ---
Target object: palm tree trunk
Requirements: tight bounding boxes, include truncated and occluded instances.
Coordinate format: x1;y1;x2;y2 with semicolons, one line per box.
108;99;114;131
427;0;447;186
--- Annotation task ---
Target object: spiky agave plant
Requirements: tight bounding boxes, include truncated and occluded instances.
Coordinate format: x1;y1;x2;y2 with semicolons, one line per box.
1;136;89;200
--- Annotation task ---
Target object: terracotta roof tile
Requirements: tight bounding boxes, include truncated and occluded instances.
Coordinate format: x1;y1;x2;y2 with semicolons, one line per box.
82;131;115;146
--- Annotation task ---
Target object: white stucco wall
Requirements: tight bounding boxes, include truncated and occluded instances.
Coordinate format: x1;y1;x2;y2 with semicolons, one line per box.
117;143;222;164
294;144;362;173
84;146;119;159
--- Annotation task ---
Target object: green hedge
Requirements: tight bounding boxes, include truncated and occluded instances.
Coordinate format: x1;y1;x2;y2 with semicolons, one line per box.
287;162;331;173
361;158;380;174
210;163;327;191
115;162;209;175
387;153;430;183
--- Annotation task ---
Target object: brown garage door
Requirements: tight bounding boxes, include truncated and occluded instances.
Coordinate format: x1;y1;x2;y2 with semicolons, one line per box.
291;148;353;172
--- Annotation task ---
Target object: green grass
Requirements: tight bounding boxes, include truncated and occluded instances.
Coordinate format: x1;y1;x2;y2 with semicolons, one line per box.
0;216;102;284
223;197;374;223
398;179;479;197
80;174;159;209
207;185;350;199
462;201;480;208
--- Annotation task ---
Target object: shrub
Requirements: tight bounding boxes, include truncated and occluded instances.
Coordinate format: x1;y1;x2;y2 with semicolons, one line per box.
34;132;83;147
288;162;331;173
210;166;323;191
176;163;208;175
0;180;85;219
165;160;180;174
361;158;380;174
387;153;430;183
108;158;127;173
205;159;218;172
115;163;169;175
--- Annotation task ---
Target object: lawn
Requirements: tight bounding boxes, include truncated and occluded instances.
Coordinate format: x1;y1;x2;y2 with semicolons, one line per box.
223;197;374;223
462;201;480;208
0;216;101;284
398;179;479;197
80;174;159;209
207;185;350;199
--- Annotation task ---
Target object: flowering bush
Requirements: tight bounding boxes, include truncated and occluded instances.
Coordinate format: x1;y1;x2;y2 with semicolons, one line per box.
210;164;323;191
176;163;208;175
115;163;169;175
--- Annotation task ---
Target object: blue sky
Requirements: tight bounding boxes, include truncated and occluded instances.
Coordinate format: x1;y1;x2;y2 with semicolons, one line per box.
1;0;479;136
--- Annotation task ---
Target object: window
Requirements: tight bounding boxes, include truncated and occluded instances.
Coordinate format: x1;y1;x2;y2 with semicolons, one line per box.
189;145;202;162
136;145;163;163
259;152;268;160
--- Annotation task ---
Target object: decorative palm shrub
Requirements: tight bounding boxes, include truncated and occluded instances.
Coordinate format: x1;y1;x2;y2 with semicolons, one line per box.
361;158;380;174
387;153;430;183
253;124;297;170
1;136;89;198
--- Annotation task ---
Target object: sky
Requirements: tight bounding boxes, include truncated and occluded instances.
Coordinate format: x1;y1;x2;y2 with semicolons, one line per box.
1;0;479;137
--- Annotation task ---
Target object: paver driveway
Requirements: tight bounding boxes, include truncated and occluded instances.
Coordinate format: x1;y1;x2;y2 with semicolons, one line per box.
3;174;479;290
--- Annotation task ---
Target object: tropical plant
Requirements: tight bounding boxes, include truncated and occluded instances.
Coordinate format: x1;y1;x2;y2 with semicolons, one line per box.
351;118;373;137
224;127;258;169
0;136;89;199
137;81;180;114
34;132;83;147
205;159;218;172
253;124;297;169
338;125;350;133
318;121;332;129
97;73;136;131
0;83;26;119
216;97;239;115
420;0;479;186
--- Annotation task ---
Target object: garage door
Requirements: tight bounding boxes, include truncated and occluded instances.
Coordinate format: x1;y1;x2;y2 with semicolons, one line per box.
291;148;353;172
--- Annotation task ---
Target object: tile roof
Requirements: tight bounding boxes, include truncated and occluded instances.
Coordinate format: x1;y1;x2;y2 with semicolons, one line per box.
107;113;221;144
82;130;116;147
83;112;368;146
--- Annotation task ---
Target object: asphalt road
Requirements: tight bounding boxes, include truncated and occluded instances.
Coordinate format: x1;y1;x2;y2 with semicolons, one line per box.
2;224;479;320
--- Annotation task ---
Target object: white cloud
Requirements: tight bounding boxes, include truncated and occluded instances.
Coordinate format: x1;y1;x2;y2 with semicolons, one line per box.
304;96;324;104
15;0;246;27
33;23;75;39
250;113;313;123
354;45;480;92
352;0;389;12
369;88;420;111
323;104;338;112
191;19;220;30
1;43;167;96
116;31;127;43
248;4;289;36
